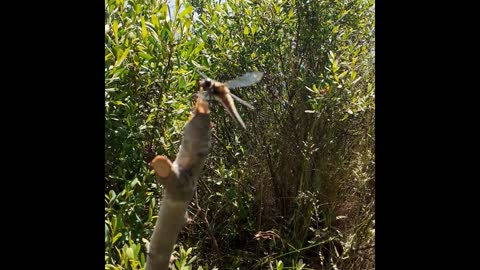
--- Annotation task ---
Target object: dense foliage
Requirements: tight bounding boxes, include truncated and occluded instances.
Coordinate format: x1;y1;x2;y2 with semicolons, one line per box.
105;0;375;269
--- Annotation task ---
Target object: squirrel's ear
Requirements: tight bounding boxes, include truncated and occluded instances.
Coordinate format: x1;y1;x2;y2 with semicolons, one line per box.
150;155;172;179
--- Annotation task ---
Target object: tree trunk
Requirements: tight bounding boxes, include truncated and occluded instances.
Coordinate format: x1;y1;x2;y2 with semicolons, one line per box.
146;94;212;270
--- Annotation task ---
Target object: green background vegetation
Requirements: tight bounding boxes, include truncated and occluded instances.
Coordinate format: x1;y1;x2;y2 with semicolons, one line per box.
105;0;375;269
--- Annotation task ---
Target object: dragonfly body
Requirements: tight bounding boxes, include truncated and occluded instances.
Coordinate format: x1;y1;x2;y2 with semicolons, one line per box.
198;71;263;129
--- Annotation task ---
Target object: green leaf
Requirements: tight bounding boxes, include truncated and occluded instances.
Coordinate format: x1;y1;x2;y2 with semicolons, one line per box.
152;14;159;28
276;260;284;270
332;59;339;72
184;18;191;34
296;259;305;270
243;26;249;36
105;264;117;270
112;20;119;38
134;243;141;257
131;178;141;188
350;70;357;81
145;112;155;124
125;247;134;259
250;25;257;35
352;76;362;84
138;52;153;60
160;3;168;19
109;190;117;201
112;233;122;245
178;6;193;20
338;70;348;79
193;42;204;55
273;3;280;14
288;9;294;18
328;51;335;61
176;108;185;115
333;25;339;33
141;16;147;39
175;0;180;15
115;48;130;67
187;255;197;264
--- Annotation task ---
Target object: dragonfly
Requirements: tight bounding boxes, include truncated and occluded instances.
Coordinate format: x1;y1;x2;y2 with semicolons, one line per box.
197;70;264;129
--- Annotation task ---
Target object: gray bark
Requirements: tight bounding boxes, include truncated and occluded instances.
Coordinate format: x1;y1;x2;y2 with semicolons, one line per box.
145;102;211;270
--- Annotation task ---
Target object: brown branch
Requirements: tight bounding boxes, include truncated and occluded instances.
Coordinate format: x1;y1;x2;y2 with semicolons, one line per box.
145;93;212;270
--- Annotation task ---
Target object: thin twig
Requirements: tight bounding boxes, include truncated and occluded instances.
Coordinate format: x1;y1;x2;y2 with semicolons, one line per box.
353;245;375;251
194;191;220;255
212;132;237;162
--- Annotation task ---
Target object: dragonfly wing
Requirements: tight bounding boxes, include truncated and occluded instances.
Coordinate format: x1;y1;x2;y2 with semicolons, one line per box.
197;70;213;80
230;93;255;110
225;71;264;89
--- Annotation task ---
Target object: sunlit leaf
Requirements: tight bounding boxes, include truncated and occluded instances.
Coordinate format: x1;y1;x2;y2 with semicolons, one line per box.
243;26;249;36
139;52;153;60
112;20;119;38
178;6;193;20
112;233;122;245
152;14;159;28
115;48;129;67
141;16;147;39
